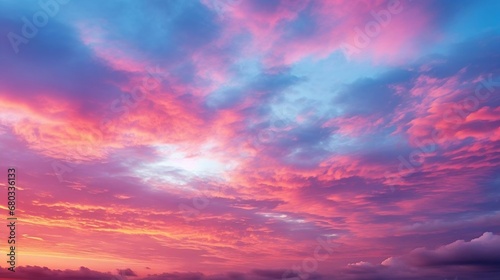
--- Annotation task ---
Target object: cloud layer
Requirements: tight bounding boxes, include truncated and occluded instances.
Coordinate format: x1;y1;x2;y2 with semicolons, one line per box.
0;0;499;279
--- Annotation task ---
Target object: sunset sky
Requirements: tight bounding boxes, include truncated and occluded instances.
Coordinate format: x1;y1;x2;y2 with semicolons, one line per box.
0;0;500;279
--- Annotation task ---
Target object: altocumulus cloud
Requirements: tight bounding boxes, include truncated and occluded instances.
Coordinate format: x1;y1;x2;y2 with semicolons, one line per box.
1;233;499;279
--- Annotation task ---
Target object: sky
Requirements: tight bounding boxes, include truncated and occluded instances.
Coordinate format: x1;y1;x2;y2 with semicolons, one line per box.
0;0;499;279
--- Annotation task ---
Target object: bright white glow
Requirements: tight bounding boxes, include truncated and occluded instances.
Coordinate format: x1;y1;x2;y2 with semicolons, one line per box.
135;143;236;188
